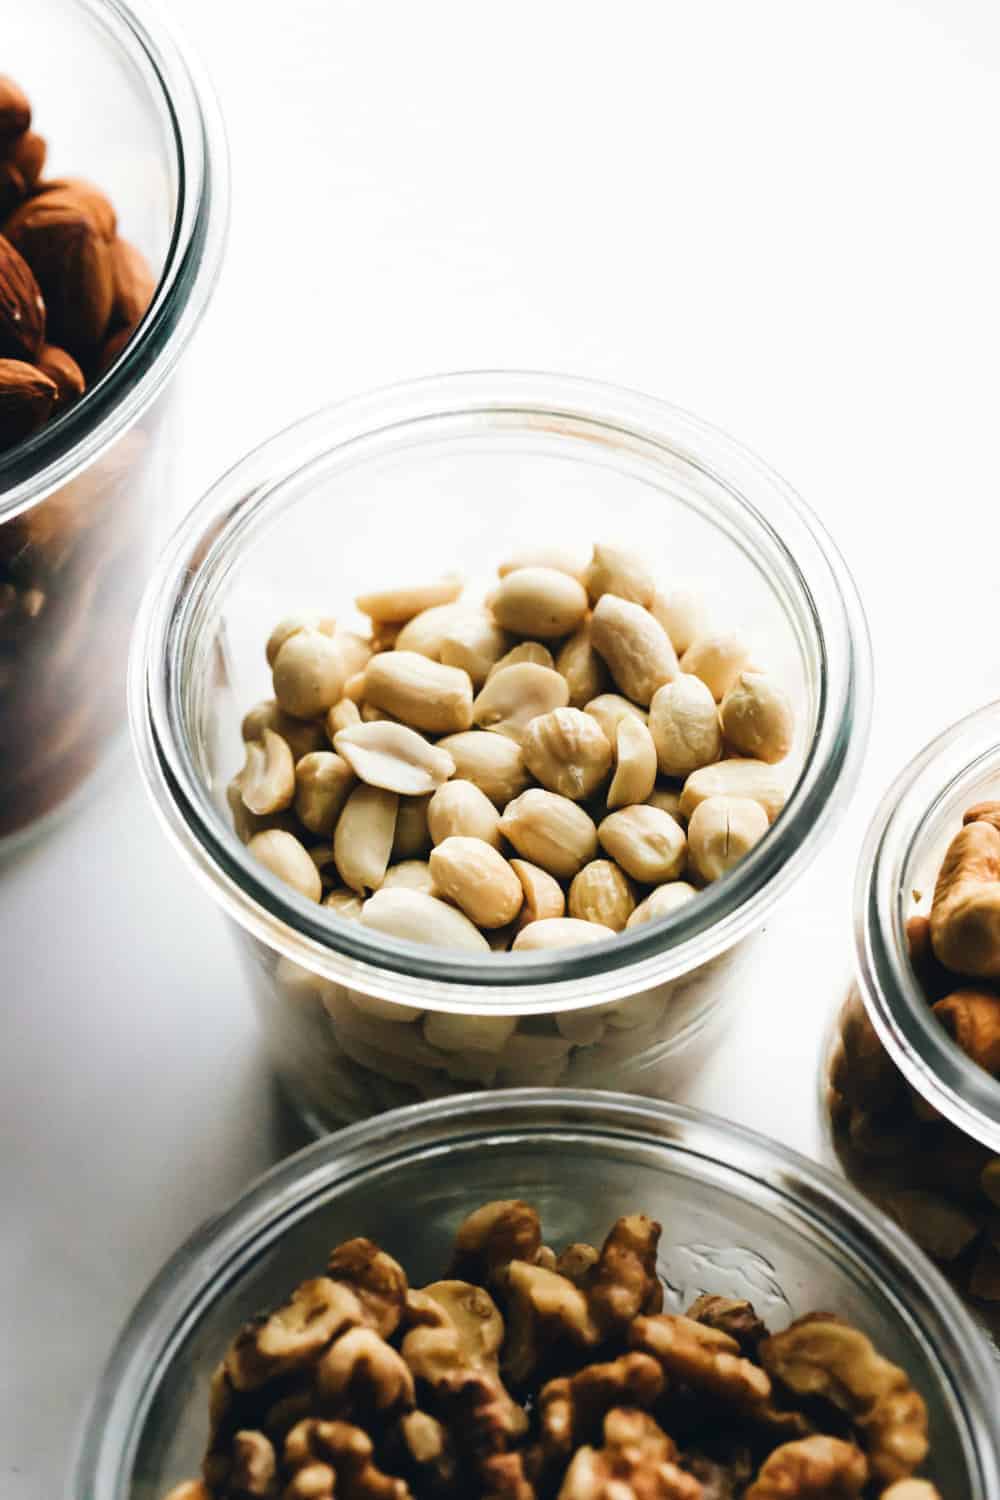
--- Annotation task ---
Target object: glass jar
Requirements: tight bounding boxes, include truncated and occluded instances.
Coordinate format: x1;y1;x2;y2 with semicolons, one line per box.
74;1090;999;1498
0;0;227;847
131;373;871;1131
821;701;1000;1343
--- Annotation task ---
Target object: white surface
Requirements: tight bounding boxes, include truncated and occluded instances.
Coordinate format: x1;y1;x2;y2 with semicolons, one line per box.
4;1;1000;1495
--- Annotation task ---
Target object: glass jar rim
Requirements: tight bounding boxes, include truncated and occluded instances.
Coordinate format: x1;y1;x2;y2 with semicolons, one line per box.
0;0;229;522
72;1088;1000;1500
130;371;872;1012
855;699;1000;1149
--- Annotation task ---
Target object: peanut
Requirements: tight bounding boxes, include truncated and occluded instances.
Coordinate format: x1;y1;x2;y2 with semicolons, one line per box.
326;698;362;738
333;720;455;795
583;541;655;608
363;651;473;734
499;788;599;879
649;585;708;656
355;573;462;624
265;613;335;667
395;601;475;658
626;882;698;929
645;785;684;821
272;628;347;719
648;673;722;778
240;728;295;816
556;619;611;708
294;751;355;836
590;594;679;706
687;794;769;882
681;633;751;701
598;805;687;883
248;829;322;902
323;887;365;920
242;700;326;762
487;640;555;678
333;783;399;893
472;662;570;742
679;759;786;824
521;707;612;801
439;611;512;687
436;731;530;807
360;887;490;952
568;859;635;931
491;566;589;639
381;860;437;894
510;858;565;928
511;917;616;951
606;714;657;810
392;793;432;860
720;670;795;764
422;1012;518;1051
428;837;524;928
427;779;502;848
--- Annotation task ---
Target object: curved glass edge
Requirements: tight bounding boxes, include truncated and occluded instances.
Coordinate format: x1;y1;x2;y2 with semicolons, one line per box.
129;373;873;1009
72;1090;1000;1500
855;700;1000;1148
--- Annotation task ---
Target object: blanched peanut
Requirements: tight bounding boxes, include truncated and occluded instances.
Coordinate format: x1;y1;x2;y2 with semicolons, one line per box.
491;566;589;639
606;715;657;810
360;702;395;723
323;886;365;920
648;673;722;778
333;721;455;795
395;601;475;658
649;586;708;656
429;837;524;928
497;545;588;581
335;631;374;680
680;759;786;824
487;640;555;678
363;651;473;734
521;707;612;801
427;779;502;848
627;882;698;928
680;633;751;701
436;731;530;807
242;699;326;761
240;728;295;816
227;776;295;844
512;917;616;950
355;573;462;624
266;614;335;666
423;1012;518;1052
272;629;347;719
344;672;366;702
568;860;635;931
583;542;655;608
381;860;436;894
439;612;512;687
360;887;489;952
687;794;769;882
584;693;648;746
646;785;684;821
499;789;598;879
510;859;565;927
392;793;432;859
326;698;361;738
248;829;323;902
333;783;399;893
590;594;679;706
556;620;611;708
720;670;794;763
598;805;687;883
472;663;569;742
294;751;355;836
309;844;339;888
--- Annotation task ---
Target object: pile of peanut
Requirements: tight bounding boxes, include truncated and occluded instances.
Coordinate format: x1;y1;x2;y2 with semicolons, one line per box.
162;1199;939;1500
828;801;1000;1320
230;542;796;955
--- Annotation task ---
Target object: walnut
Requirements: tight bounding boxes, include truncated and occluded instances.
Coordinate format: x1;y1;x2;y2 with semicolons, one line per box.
586;1214;663;1334
685;1295;768;1355
678;1452;743;1500
479;1451;538;1499
397;1410;457;1493
316;1327;415;1417
163;1485;213;1500
284;1419;413;1500
555;1244;600;1287
556;1408;702;1500
630;1314;771;1410
328;1239;409;1341
225;1279;362;1391
450;1200;544;1286
539;1353;665;1458
743;1435;867;1498
422;1279;505;1365
502;1261;600;1385
227;1430;278;1497
759;1317;928;1485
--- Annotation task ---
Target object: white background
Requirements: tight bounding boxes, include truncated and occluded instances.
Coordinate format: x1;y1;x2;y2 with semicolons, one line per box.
3;1;1000;1495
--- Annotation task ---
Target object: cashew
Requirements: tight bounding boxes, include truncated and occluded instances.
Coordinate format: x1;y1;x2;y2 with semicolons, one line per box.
521;707;613;801
510;858;566;928
932;989;1000;1070
583;693;648;745
272;629;348;719
884;1188;980;1262
323;887;365;921
745;1436;868;1500
679;759;786;824
436;731;530;807
360;887;490;951
333;784;398;894
240;728;296;816
721;670;795;764
598;805;687;883
649;585;709;656
583;542;656;608
427;779;503;848
355;573;462;624
500;788;598;878
590;594;679;706
472;662;570;742
512;917;616;950
326;698;362;738
333;721;455;796
568;860;635;931
606;715;657;809
626;882;698;929
687;795;769;882
395;601;476;658
248;830;323;902
497;545;588;581
429;837;524;928
929;821;1000;978
363;651;473;734
294;751;355;836
392;793;432;860
266;614;335;667
648;674;722;778
381;860;437;894
439;612;512;687
242;700;327;762
680;633;752;701
556;620;611;707
487;640;556;678
491;566;589;639
423;1012;518;1052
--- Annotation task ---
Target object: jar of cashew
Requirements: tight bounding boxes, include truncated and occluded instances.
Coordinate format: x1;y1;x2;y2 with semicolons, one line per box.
820;703;1000;1344
132;373;870;1129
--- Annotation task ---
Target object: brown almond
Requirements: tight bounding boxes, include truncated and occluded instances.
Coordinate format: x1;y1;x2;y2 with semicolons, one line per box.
37;179;116;240
7;131;45;187
0;78;30;142
0;161;25;219
5;192;114;351
98;326;131;375
37;344;85;410
0;358;56;449
0;235;44;361
109;237;155;330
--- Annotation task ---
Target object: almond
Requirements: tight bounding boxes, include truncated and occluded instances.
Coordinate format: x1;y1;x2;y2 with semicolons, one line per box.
6;131;45;187
0;358;57;449
37;179;116;240
0;234;44;361
36;344;85;410
0;77;30;143
0;160;25;219
97;325;131;375
5;190;113;352
109;236;155;330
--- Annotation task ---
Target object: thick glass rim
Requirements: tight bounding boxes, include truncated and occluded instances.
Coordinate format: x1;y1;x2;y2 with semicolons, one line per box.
856;700;1000;1149
0;0;229;521
130;372;872;1011
72;1089;1000;1500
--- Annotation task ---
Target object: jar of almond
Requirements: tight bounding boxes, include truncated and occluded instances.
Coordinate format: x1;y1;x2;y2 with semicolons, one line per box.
131;374;870;1129
0;9;226;846
820;703;1000;1344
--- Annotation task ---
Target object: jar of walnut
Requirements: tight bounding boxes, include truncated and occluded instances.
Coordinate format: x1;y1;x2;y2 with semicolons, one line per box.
0;11;227;845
